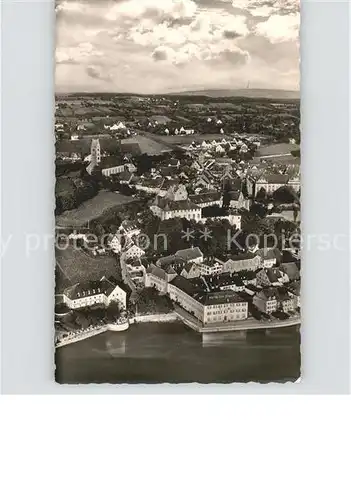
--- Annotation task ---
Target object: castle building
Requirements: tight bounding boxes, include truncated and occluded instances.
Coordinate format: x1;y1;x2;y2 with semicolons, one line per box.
150;184;202;221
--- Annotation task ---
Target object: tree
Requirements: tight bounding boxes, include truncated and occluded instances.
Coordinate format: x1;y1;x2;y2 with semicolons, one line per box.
105;300;121;321
250;202;267;219
273;185;297;204
256;187;267;202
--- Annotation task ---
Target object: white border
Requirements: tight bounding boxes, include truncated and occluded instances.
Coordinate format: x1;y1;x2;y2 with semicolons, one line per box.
0;0;350;393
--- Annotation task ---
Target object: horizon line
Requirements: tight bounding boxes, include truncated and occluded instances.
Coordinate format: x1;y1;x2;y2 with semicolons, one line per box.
55;87;300;95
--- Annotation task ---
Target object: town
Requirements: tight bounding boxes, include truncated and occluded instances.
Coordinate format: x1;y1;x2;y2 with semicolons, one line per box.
55;92;301;347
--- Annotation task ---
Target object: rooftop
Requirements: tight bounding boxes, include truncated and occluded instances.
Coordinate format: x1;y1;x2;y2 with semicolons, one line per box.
64;276;125;301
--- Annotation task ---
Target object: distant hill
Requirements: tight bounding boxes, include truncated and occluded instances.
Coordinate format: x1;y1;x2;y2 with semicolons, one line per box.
168;89;300;100
56;88;300;100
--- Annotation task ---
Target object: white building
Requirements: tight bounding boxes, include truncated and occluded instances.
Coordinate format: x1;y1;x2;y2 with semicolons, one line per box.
168;276;248;325
108;234;122;254
256;249;278;268
102;164;125;177
119;220;141;239
145;264;177;294
150;185;202;222
253;288;279;314
175;247;204;264
198;259;223;276
216;253;261;273
63;277;127;310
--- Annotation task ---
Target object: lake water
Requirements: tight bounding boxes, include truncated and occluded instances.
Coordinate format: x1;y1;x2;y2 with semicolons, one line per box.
55;321;301;384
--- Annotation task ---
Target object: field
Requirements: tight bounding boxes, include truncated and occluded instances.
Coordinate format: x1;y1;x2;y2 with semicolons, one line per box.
56;191;133;227
121;135;173;155
149;115;172;124
256;142;299;157
56;245;121;292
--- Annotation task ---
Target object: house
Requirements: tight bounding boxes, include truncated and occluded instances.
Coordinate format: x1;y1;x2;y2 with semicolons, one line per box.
238;270;257;286
244;284;262;296
109;121;126;131
256;248;280;268
125;258;146;286
225;190;250;210
175;247;204;264
215;253;261;273
276;288;295;313
286;281;301;309
194;171;216;191
122;244;145;261
107;233;122;254
279;262;300;282
168;158;180;168
253;288;279;314
68;232;89;244
63;277;127;310
145;263;177;293
198;258;223;276
135;177;164;195
216;273;245;292
256;268;287;287
119;220;140;239
181;262;201;280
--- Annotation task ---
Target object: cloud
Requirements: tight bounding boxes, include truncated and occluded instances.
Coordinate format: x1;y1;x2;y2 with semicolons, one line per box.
231;0;299;17
86;65;112;82
55;0;300;92
106;0;198;22
56;42;103;64
152;47;170;61
255;13;300;42
223;30;241;39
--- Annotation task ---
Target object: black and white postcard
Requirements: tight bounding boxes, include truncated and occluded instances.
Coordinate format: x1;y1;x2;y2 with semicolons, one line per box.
54;0;301;383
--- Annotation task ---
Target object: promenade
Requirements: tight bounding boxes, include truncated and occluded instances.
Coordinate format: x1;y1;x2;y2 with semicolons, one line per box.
174;305;301;333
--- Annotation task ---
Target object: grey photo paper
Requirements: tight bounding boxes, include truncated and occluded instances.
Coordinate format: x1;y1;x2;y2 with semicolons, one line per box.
55;0;301;383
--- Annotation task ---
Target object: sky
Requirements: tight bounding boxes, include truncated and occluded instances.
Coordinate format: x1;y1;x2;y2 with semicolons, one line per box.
55;0;300;94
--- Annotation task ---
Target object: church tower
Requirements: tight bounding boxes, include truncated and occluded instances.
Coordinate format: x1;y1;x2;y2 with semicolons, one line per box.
86;139;101;175
91;139;101;165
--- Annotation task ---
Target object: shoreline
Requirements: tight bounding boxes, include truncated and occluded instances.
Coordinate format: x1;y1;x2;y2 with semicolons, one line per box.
174;305;301;333
55;309;300;349
55;320;129;349
130;312;178;324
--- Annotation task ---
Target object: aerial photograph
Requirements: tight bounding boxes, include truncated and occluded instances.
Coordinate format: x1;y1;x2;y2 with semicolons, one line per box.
54;0;301;383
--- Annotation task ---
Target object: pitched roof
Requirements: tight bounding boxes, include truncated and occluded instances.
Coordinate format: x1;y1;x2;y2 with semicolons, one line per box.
64;276;124;301
175;247;203;261
217;252;258;263
146;263;167;281
280;262;300;280
190;191;221;205
196;290;247;306
256;248;278;260
257;287;280;301
153;197;200;212
257;174;289;184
